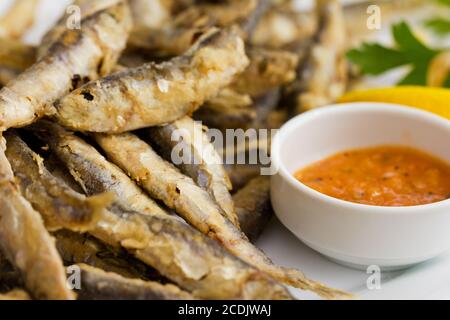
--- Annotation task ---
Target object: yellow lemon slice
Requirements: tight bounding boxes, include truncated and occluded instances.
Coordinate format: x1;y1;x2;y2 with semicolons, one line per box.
338;86;450;120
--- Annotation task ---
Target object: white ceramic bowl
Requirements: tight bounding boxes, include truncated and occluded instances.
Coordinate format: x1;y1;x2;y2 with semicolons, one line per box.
271;103;450;270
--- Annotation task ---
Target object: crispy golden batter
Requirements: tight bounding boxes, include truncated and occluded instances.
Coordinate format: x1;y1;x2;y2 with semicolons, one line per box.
54;28;249;133
195;104;257;130
94;132;350;299
198;47;297;122
54;230;161;281
37;0;123;58
128;24;212;58
128;0;269;56
175;0;269;36
196;89;281;131
30;122;293;300
230;47;299;97
30;123;168;217
4;132;112;232
147;116;238;227
285;0;347;113
0;1;132;131
75;264;194;300
0;0;358;301
0;137;74;300
204;88;253;110
91;209;292;299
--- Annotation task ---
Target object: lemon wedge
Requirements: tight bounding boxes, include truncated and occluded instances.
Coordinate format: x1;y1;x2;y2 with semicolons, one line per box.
338;86;450;120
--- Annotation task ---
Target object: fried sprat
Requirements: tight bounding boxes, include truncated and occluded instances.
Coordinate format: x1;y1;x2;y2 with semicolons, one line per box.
0;137;74;299
0;1;132;131
54;28;249;133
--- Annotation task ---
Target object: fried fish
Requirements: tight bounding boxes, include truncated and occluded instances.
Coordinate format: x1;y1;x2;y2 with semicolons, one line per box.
54;230;162;281
54;28;249;133
0;137;74;300
284;0;347;114
29;124;168;217
75;264;193;300
230;47;299;98
203;88;253;110
94;132;350;299
128;0;269;57
37;0;123;58
30;122;293;300
194;104;257;131
174;0;270;36
92;209;292;299
4;131;112;232
233;176;273;242
196;89;281;131
0;1;132;131
147;116;238;227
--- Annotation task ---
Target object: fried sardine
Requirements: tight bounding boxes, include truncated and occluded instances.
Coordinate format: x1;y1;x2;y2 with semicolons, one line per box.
284;0;347;113
93;132;350;299
4;132;112;232
0;1;132;131
54;28;249;133
37;0;124;58
30;122;293;300
0;137;74;300
147;116;238;227
76;264;193;300
233;176;273;242
54;230;161;281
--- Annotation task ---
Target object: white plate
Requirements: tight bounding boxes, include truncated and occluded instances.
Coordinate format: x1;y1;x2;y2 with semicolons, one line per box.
3;0;450;300
258;219;450;300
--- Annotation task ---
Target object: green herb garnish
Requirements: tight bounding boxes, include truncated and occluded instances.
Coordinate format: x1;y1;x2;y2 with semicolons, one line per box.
425;18;450;36
424;0;450;36
347;22;444;86
437;0;450;7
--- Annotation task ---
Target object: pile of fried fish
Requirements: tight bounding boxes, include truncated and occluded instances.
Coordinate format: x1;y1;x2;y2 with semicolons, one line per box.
0;0;388;300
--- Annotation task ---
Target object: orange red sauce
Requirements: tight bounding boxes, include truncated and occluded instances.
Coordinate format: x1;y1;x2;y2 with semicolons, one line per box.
294;146;450;207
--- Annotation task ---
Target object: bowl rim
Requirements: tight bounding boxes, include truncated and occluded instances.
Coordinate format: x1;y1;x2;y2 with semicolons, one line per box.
271;102;450;214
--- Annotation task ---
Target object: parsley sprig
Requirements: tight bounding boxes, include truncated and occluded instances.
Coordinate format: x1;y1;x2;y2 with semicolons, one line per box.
347;22;448;87
425;18;450;36
437;0;450;6
424;0;450;36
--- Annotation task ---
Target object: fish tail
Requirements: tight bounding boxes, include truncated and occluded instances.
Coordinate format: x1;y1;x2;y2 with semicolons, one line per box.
281;267;354;300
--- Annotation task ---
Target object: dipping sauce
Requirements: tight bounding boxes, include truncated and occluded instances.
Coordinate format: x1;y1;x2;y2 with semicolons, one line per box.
294;146;450;206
